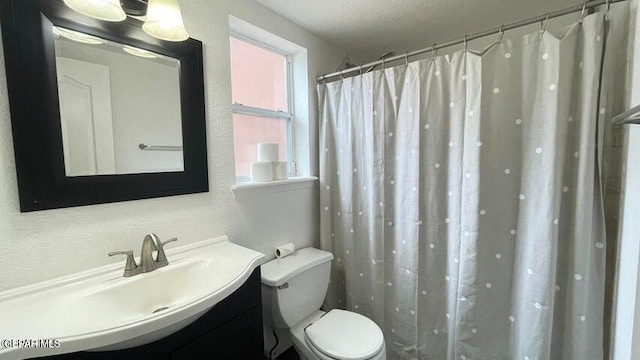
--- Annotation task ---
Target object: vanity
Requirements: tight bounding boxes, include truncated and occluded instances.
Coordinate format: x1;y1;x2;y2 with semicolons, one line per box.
35;270;264;360
0;236;267;360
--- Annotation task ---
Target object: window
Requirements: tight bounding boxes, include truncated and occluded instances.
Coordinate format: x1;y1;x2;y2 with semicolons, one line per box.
230;35;294;181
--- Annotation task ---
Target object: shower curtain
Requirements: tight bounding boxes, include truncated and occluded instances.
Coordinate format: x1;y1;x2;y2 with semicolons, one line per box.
318;5;632;360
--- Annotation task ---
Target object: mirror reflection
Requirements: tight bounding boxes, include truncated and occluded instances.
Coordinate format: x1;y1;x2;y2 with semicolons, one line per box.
53;26;184;177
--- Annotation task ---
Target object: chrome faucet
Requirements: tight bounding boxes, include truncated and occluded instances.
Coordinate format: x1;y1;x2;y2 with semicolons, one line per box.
139;234;159;273
109;234;178;277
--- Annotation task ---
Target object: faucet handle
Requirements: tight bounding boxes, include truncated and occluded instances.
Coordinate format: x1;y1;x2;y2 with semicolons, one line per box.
108;250;138;277
155;237;178;267
162;238;178;247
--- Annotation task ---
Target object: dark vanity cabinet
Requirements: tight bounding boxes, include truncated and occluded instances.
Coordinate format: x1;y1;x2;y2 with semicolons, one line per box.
33;268;264;360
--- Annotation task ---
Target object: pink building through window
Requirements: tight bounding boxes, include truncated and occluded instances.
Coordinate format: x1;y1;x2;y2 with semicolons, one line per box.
230;37;289;177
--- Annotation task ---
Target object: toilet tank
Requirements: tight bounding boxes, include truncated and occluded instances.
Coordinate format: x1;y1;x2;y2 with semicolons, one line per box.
261;248;334;328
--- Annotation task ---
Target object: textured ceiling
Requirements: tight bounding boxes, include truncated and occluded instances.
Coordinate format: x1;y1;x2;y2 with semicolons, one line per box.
254;0;584;60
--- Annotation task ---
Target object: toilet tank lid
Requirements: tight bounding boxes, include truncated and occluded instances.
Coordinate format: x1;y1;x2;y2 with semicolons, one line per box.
261;247;333;286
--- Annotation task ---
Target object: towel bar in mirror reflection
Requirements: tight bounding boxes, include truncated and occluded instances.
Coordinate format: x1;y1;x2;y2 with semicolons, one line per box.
139;143;183;151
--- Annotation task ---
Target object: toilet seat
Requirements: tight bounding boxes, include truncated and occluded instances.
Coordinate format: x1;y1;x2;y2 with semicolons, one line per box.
304;309;384;360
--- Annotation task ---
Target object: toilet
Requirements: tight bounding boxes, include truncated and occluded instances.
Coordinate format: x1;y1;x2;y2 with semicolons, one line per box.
261;247;386;360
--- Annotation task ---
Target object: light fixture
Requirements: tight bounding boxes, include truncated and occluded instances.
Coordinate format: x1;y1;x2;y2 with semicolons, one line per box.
123;45;158;58
63;0;126;22
54;27;105;45
142;0;189;42
120;0;149;17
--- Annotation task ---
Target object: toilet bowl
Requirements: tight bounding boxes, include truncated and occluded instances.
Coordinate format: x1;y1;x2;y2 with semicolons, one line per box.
291;310;386;360
261;247;386;360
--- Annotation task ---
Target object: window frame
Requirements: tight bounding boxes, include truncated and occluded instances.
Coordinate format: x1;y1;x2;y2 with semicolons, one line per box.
229;32;296;182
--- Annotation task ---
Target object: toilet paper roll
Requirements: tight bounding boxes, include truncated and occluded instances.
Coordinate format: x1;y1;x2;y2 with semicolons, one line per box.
272;161;288;180
250;162;273;182
275;243;296;259
257;143;279;162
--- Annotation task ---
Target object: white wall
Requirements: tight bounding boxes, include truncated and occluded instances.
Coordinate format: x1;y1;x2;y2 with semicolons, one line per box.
0;0;349;292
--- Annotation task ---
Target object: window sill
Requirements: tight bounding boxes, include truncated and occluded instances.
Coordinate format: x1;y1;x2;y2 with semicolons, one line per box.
231;176;318;194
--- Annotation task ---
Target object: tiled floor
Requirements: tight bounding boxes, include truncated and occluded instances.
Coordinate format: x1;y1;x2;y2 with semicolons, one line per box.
276;346;300;360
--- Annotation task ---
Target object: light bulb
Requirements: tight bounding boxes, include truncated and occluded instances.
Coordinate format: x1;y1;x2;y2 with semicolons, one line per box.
63;0;126;22
55;27;105;45
143;0;189;42
123;45;158;59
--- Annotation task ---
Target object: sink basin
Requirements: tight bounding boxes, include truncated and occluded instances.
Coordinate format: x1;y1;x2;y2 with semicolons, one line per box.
0;236;265;359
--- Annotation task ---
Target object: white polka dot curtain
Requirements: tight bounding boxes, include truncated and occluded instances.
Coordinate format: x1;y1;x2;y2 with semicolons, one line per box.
318;5;631;360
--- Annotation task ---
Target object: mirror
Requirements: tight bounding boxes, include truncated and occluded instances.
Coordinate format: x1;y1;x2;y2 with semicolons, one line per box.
53;27;184;176
0;0;208;212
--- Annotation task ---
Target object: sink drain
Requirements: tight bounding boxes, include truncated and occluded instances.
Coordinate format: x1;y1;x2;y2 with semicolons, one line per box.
152;306;169;314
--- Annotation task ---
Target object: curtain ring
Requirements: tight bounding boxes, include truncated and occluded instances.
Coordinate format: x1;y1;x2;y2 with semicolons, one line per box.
580;1;587;24
339;72;344;80
498;25;505;43
359;64;363;75
463;35;468;52
404;51;409;66
606;0;611;10
381;57;386;70
432;43;438;61
540;13;549;37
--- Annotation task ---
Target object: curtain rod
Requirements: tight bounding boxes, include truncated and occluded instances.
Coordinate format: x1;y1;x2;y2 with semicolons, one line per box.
316;0;626;83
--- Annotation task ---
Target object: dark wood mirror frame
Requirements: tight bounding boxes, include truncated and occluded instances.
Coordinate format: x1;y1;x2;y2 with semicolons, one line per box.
0;0;208;212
